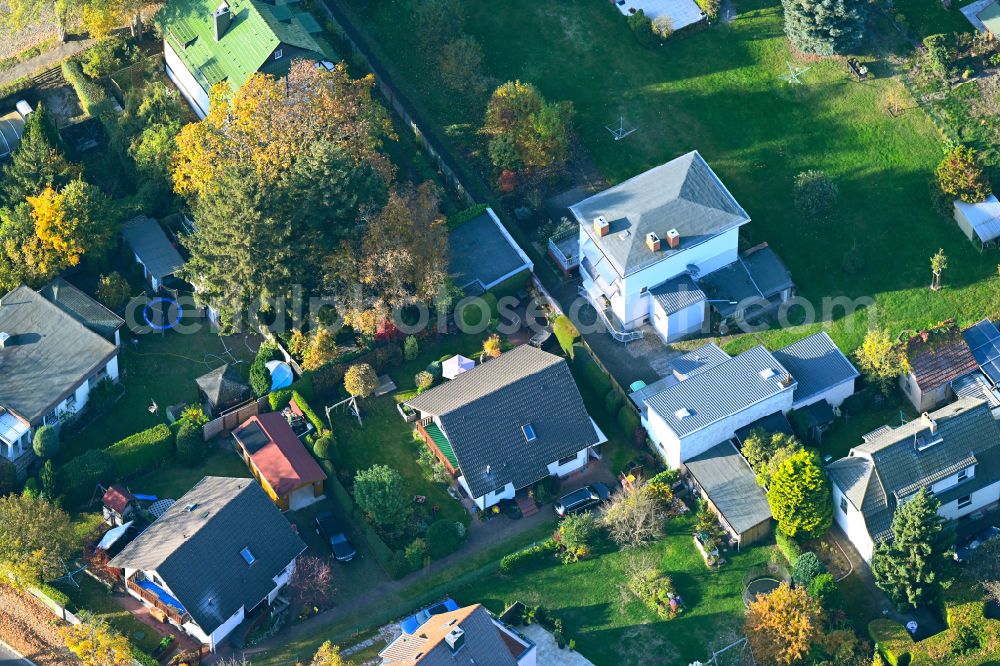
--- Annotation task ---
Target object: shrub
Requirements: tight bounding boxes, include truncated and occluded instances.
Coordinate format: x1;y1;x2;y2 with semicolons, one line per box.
375;343;402;371
250;342;279;397
604;389;623;415
652;14;674;38
552;315;579;359
269;388;293;411
426;360;443;380
696;0;720;20
500;539;557;573
81;36;133;79
387;550;410;579
791;551;826;586
793;170;839;218
175;422;205;467
60;449;115;507
616;405;640;437
625;564;678;619
87;377;119;414
776;528;802;565
0;460;15;495
106;424;175;477
344;363;378;398
447;204;489;230
627;9;659;47
32;425;59;459
417;446;450;484
556;512;597;563
404;538;428;570
22;476;42;499
355;465;411;532
808;572;840;610
936;144;991;203
293;391;326;432
415;371;434;393
313;436;333;461
62;59;112;117
923;34;951;76
403;335;419;361
426;519;465;559
180;405;208;426
95;272;130;311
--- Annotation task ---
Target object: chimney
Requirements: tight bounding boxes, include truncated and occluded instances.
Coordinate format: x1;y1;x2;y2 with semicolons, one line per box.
922;412;938;434
646;232;661;252
445;627;465;654
593;216;609;237
213;1;231;41
666;228;681;249
0;332;8;349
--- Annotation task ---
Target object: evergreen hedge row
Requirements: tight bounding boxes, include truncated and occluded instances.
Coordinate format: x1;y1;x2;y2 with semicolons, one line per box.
106;424;175;478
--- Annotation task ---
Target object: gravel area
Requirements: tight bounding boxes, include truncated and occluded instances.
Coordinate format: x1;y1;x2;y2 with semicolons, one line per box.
0;585;81;665
0;4;60;60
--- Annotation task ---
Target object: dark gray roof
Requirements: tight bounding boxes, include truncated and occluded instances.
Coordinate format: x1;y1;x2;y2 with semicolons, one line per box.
828;398;1000;542
404;346;599;498
109;477;306;635
685;441;771;536
650;273;706;316
698;259;760;318
742;245;794;297
448;210;531;291
572;151;750;277
196;364;250;410
0;285;118;423
953;372;1000;407
40;278;124;341
645;346;796;439
773;332;859;404
121;215;185;281
734;411;794;446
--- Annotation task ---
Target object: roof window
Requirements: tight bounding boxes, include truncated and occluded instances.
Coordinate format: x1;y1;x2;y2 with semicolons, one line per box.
675;408;692;420
522;424;537;442
240;547;256;565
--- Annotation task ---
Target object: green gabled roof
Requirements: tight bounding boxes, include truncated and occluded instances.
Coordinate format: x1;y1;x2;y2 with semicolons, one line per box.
424;422;459;469
156;0;324;95
293;12;322;34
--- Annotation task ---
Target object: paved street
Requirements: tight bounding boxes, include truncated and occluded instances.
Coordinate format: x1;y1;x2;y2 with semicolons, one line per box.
0;641;33;666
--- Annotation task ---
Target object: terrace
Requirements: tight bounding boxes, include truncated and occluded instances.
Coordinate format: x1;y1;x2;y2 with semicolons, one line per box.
125;573;191;626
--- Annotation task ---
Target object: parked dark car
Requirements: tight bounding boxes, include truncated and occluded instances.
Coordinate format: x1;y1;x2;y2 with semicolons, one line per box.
315;512;357;562
400;598;459;634
554;482;610;517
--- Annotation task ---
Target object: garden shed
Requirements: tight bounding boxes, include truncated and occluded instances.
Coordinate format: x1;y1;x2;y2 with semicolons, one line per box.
953;195;1000;249
121;215;185;291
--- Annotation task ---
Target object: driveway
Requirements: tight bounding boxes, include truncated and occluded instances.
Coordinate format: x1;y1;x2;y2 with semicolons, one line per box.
0;642;32;666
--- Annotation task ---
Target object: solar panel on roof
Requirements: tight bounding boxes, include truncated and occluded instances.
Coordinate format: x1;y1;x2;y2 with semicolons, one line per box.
985;361;1000;385
236;421;270;454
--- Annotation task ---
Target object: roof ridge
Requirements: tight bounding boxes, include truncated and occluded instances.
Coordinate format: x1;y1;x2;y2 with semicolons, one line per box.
2;284;115;352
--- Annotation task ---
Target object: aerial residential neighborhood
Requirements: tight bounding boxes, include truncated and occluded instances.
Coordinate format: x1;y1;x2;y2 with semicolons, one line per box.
0;0;1000;663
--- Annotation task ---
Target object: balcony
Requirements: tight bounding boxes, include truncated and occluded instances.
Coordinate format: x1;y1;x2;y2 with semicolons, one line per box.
415;419;459;475
126;574;191;626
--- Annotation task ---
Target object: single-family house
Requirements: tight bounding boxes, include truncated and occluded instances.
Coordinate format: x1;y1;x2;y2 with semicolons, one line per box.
122;216;186;292
0;283;121;478
900;324;979;413
572;151;793;343
404;345;607;511
41;277;125;345
637;332;857;468
233;413;326;511
380;603;536;666
195;363;251;416
109;476;306;651
448;207;534;294
684;441;771;547
102;485;136;527
827;398;1000;561
157;0;328;118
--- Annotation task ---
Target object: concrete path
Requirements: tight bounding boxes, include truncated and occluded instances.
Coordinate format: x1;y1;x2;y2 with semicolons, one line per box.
0;37;95;86
522;625;595;665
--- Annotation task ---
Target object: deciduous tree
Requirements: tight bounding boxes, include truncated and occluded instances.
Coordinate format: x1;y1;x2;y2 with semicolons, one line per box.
303;328;339;371
438;35;486;92
871;488;949;609
936;145;990;203
60;612;132;666
27;180;114;271
310;641;356;666
289;555;335;612
745;582;822;665
767;449;833;540
0;494;75;586
95;272;130;311
781;0;866;55
855;328;907;394
482;81;573;179
344;363;378;398
601;481;664;549
930;248;947;291
413;0;464;51
353;464;411;532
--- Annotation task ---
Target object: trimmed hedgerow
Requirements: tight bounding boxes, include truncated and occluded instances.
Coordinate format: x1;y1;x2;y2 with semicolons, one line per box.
106;424;174;478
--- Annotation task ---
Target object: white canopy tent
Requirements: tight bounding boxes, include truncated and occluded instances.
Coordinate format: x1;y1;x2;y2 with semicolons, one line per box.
443;355;476;380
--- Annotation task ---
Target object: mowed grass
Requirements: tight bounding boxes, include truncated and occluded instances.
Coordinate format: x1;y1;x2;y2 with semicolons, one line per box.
337;0;1000;352
453;513;774;665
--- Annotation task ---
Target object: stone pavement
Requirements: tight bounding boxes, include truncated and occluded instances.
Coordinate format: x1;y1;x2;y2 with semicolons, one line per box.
522;624;596;666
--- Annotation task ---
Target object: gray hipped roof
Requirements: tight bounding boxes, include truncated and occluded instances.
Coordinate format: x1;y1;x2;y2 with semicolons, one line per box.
404;346;599;499
110;477;306;635
196;364;250;410
685;441;771;536
40;278;124;341
0;284;118;423
645;346;796;439
828;398;1000;542
773;332;859;404
121;215;185;281
571;151;750;277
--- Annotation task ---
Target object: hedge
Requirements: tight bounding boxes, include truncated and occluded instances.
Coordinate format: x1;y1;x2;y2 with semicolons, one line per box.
293;390;325;433
869;619;914;666
59;449;115;507
447;203;489;230
775;528;802;565
131;648;159;666
106;424;175;478
499;539;557;573
61;59;112;117
36;583;71;609
269;388;293;411
616;405;640;437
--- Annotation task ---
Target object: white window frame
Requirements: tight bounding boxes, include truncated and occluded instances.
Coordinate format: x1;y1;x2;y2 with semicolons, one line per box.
274;48;283;60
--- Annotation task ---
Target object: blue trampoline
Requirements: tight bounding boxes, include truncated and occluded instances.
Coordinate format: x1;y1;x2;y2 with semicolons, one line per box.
136;579;187;613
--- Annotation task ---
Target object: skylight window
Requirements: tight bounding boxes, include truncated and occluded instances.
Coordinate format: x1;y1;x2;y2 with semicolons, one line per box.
675;408;692;420
240;547;256;565
759;368;777;380
522;424;537;442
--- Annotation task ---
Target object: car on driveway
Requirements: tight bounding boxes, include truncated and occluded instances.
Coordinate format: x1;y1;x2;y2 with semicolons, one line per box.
954;525;1000;563
315;511;357;562
400;598;459;634
554;482;610;517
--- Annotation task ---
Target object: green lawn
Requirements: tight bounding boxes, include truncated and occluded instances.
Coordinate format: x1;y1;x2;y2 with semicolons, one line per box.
819;394;916;460
454;513;773;665
59;323;256;462
123;447;252;499
890;0;973;41
335;0;1000;354
63;575;163;654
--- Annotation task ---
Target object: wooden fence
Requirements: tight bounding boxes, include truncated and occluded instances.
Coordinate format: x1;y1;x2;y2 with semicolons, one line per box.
202;396;270;440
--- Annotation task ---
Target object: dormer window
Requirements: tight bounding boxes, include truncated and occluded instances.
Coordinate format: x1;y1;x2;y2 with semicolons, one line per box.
521;424;536;442
274;48;283;60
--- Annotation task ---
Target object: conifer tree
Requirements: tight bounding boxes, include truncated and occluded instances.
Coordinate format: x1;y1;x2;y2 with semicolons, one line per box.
2;103;79;205
781;0;866;56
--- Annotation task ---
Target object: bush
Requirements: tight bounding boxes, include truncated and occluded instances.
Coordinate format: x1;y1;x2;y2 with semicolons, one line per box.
808;572;840;610
868;619;914;666
60;449;115;507
81;36;133;79
292;391;326;432
404;538;428;570
500;539;557;573
628;9;659;47
776;528;802;565
131;649;159;666
62;59;112;117
106;424;175;477
344;363;378;398
95;272;130;311
552;315;579;359
426;360;443;380
791;551;826;586
626;565;679;619
616;405;639;437
387;550;410;579
403;335;419;361
556;512;597;563
447;204;489;230
313;436;333;461
426;519;465;559
696;0;720;20
0;460;15;495
87;377;119;415
250;342;279;398
32;425;59;459
923;34;951;76
793;170;839;218
22;476;42;499
175;422;205;467
415;371;434;393
936;144;991;203
652;14;674;38
269;388;293;411
604;389;623;415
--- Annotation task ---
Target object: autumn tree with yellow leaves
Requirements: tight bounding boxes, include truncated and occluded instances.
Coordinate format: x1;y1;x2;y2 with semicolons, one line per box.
745;582;822;665
60;613;132;666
